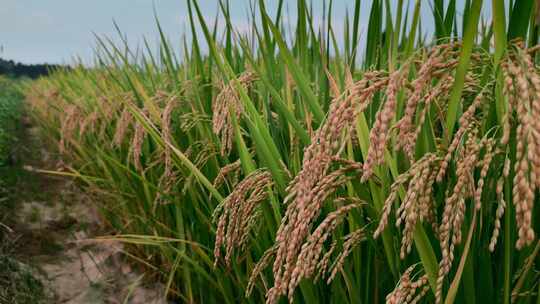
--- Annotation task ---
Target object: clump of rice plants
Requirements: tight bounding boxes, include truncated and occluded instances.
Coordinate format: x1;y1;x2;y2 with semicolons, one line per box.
26;0;540;303
0;76;24;166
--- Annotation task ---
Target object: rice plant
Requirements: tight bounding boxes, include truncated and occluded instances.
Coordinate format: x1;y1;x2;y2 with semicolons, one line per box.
26;0;540;303
0;76;24;166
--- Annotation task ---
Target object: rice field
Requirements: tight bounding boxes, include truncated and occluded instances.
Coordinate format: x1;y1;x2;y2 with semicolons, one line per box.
23;0;540;303
0;76;23;166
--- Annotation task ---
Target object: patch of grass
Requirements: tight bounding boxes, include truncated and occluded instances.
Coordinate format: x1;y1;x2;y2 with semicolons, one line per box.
0;256;46;304
0;226;47;304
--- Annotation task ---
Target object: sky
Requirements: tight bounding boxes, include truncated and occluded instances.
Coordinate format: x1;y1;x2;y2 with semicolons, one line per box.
2;1;493;65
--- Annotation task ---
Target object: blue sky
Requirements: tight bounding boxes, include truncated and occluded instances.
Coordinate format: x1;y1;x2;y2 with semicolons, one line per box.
2;1;492;65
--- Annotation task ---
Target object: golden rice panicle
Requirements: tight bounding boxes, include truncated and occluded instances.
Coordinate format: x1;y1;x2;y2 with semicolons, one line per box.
78;110;98;138
59;104;80;154
326;227;366;284
395;44;456;160
214;169;272;267
523;50;540;191
474;138;495;210
153;95;180;205
213;160;242;190
131;116;147;172
437;89;486;182
386;265;429;304
287;203;360;302
504;50;537;249
314;241;337;281
160;93;179;179
489;174;507;252
501;61;516;146
373;153;439;259
113;107;133;147
246;246;277;298
267;159;365;304
373;169;411;239
325;68;341;99
212;70;257;156
266;73;388;304
98;96;122;138
435;129;482;304
408;74;455;151
362;64;409;181
395;154;439;259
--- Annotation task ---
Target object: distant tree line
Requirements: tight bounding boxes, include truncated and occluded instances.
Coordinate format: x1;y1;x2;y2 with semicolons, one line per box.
0;58;65;79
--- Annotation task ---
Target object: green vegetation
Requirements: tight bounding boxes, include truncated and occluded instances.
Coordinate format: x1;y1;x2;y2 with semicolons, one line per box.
0;76;24;166
0;58;62;79
25;1;540;303
0;78;47;304
0;240;46;304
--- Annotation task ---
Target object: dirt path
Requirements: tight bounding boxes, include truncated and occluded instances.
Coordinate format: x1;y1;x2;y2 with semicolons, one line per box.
1;118;167;303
